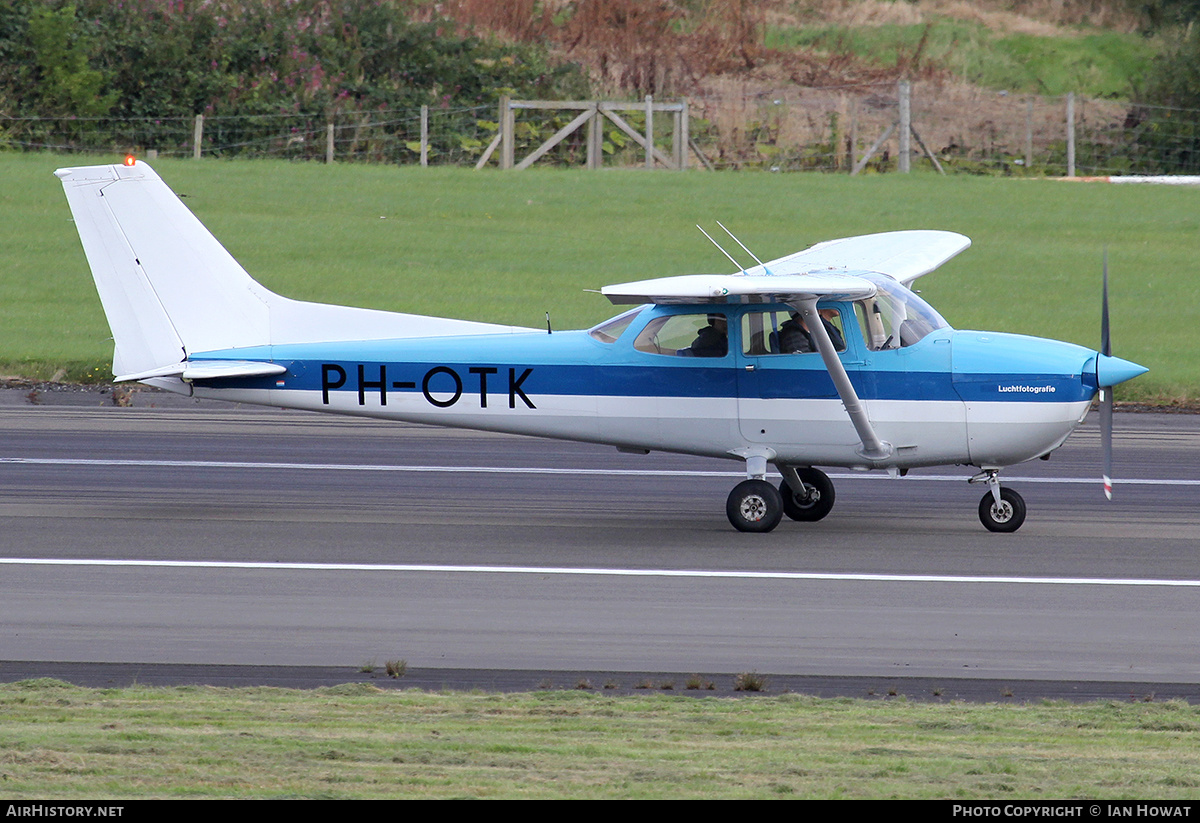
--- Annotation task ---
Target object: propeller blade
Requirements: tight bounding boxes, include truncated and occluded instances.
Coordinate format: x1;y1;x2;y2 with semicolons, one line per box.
1100;250;1113;499
1101;249;1111;358
1101;386;1113;500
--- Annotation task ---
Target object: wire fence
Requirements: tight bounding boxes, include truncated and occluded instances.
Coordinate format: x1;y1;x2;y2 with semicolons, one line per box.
5;81;1200;176
0;106;499;165
689;81;1200;176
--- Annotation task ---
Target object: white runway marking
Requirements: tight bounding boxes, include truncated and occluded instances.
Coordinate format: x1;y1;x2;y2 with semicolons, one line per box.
1;456;1196;486
2;557;1199;587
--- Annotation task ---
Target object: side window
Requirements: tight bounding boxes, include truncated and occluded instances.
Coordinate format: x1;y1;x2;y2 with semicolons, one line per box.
589;308;642;343
634;313;728;357
743;309;846;355
855;299;892;351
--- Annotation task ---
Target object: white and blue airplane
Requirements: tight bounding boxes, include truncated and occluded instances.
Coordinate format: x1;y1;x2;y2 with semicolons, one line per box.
55;159;1147;533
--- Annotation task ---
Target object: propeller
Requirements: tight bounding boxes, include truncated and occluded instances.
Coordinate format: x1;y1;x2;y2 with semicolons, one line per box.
1100;250;1112;500
1092;253;1148;499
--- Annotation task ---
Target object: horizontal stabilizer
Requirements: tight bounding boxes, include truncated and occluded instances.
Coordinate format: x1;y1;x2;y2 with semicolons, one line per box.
116;360;288;383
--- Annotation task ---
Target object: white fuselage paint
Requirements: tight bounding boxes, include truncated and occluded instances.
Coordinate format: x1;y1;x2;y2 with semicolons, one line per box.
194;385;1088;471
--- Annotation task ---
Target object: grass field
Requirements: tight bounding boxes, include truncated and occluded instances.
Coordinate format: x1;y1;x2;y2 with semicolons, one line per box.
3;152;1196;401
4;680;1200;799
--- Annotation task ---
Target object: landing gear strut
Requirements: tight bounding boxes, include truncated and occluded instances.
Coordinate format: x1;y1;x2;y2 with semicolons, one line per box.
971;470;1027;533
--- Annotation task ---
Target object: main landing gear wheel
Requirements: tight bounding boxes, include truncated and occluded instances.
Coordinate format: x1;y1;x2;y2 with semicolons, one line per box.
780;468;835;522
978;487;1026;533
726;479;783;533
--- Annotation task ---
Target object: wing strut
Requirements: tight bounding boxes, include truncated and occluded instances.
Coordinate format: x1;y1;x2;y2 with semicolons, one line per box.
794;297;893;461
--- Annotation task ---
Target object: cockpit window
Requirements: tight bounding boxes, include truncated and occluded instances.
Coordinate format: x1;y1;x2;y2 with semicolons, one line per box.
588;307;643;343
854;274;949;350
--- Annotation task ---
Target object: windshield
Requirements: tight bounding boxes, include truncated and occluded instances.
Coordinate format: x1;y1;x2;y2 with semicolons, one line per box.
854;274;949;350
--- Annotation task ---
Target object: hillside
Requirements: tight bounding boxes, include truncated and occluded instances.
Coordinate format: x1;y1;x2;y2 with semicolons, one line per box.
430;1;1177;175
436;0;1157;100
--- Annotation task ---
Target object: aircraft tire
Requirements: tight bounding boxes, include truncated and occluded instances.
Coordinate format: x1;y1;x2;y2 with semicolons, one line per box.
780;468;835;522
727;480;783;533
978;487;1026;533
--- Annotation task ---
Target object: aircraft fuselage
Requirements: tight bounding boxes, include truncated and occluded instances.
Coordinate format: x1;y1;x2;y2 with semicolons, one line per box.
190;300;1101;472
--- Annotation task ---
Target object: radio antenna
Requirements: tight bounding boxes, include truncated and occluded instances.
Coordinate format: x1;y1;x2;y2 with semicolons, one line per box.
717;221;773;274
696;224;747;274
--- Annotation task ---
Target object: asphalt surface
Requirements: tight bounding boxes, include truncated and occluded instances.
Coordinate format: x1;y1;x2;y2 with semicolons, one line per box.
1;384;1198;701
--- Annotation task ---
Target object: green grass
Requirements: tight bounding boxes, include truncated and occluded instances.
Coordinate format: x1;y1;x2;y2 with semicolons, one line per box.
4;151;1195;401
3;680;1200;799
766;19;1158;98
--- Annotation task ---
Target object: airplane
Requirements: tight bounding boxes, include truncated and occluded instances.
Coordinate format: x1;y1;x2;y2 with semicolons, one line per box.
54;158;1148;533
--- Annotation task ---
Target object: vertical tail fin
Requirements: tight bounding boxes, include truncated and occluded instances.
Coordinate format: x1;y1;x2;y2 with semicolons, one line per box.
57;160;534;384
55;161;273;379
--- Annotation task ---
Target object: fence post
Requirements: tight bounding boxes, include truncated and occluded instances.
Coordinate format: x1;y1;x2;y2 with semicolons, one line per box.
898;80;911;174
500;96;514;170
848;100;857;174
677;99;689;170
420;105;429;167
1025;98;1034;171
326;121;334;164
645;95;654;170
1066;92;1076;177
587;102;601;170
192;114;203;160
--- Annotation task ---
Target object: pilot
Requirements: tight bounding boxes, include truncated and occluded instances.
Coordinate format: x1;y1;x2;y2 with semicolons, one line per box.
820;309;846;351
689;313;728;357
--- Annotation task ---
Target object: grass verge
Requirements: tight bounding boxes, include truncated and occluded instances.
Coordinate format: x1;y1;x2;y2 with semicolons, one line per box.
3;680;1200;799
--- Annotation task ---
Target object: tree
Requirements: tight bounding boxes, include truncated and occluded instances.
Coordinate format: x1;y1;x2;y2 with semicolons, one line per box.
24;2;116;117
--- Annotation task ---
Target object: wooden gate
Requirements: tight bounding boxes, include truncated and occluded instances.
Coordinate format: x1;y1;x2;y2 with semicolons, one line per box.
476;96;691;170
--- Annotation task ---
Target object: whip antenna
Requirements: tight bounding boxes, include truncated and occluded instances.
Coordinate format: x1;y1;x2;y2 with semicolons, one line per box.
717;221;773;275
696;224;747;274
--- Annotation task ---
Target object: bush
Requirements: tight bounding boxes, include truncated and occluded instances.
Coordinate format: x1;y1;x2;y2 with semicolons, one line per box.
0;1;585;128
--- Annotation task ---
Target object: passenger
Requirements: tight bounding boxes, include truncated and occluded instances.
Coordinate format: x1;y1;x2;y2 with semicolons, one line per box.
689;314;728;357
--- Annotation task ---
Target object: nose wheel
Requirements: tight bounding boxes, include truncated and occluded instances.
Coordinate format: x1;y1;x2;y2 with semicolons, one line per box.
979;488;1026;532
972;470;1026;532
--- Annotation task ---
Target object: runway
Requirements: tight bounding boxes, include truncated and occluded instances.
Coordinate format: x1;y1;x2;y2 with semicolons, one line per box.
1;388;1198;694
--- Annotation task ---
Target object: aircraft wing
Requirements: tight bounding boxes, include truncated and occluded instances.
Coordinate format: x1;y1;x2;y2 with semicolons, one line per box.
748;230;971;285
601;271;877;305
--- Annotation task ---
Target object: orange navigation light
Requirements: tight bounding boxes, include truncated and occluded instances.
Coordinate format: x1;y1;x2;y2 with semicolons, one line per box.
123;154;136;167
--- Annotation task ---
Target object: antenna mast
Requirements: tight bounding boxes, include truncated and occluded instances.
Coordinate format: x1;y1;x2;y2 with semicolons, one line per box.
717;221;772;274
696;224;747;274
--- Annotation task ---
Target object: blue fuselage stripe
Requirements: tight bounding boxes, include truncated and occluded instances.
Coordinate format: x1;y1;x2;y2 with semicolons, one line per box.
192;326;1098;405
201;360;1093;404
